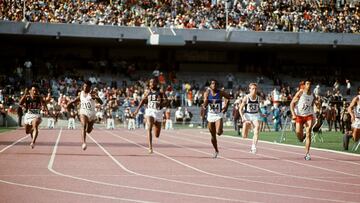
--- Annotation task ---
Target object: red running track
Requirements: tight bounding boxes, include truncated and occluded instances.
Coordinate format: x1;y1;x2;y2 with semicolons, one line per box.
0;128;360;203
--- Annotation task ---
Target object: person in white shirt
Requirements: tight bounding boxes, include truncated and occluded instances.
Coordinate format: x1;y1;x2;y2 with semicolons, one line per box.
346;79;351;95
175;107;184;124
239;83;262;154
290;80;317;160
67;81;103;150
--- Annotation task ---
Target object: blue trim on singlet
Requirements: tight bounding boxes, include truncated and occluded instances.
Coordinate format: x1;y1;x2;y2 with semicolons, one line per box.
208;90;222;113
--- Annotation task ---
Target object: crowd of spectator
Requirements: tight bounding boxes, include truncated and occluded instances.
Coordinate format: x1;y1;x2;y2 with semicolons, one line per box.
1;0;359;33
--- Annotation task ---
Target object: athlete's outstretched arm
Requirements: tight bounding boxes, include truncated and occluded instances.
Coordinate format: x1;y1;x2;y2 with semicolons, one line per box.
133;91;149;116
66;96;80;112
221;91;231;113
238;96;247;121
19;88;29;106
91;91;103;105
202;90;209;110
290;90;302;119
348;96;358;123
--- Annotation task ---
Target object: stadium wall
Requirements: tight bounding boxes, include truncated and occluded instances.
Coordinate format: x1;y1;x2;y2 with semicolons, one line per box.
1;21;360;47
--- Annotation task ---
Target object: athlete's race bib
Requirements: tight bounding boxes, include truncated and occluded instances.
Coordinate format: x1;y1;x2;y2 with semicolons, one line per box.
209;103;221;113
81;102;92;110
148;101;159;110
28;109;40;114
247;103;259;113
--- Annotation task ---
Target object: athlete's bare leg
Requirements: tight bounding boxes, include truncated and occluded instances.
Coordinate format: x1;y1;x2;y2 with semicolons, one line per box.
146;116;154;153
295;122;305;142
80;115;89;150
252;120;260;147
25;124;32;138
208;122;218;157
242;122;251;138
153;121;161;138
353;128;360;142
30;118;41;149
87;120;95;134
304;119;314;155
215;118;223;136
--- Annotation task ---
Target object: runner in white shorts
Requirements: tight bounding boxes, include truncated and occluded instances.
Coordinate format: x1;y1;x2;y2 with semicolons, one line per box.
290;80;316;161
348;87;360;143
19;84;52;149
133;78;168;154
239;83;261;154
67;81;103;150
202;79;230;158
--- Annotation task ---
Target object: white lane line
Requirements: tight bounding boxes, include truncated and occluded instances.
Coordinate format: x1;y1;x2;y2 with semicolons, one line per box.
48;128;246;202
0;174;356;179
0;179;156;203
47;128;158;203
194;131;360;176
88;134;248;202
105;130;353;203
0;135;29;153
0;129;154;203
159;131;360;195
169;130;360;186
201;130;360;160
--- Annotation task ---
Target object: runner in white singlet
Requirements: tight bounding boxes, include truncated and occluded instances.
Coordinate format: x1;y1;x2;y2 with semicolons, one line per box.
67;81;103;150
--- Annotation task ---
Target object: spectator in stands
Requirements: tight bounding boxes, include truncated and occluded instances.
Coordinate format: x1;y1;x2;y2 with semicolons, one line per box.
272;104;281;132
184;108;193;125
200;105;207;129
314;84;321;96
226;73;234;89
2;0;359;33
346;79;351;95
0;101;6;126
165;108;173;130
68;110;76;130
260;102;270;132
232;101;241;133
17;104;23;127
135;106;145;128
175;107;184;124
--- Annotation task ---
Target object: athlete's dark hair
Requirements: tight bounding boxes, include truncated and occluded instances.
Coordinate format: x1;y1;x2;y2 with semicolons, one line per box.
84;80;92;87
147;78;159;90
30;83;39;89
209;79;218;85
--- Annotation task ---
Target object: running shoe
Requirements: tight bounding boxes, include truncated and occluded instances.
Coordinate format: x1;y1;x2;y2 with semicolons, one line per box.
250;147;257;154
82;143;87;151
213;151;219;158
304;153;311;161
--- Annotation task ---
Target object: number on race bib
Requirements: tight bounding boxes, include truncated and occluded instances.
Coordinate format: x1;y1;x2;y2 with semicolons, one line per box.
148;101;158;109
209;103;220;113
249;104;258;111
81;102;92;110
302;104;310;112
